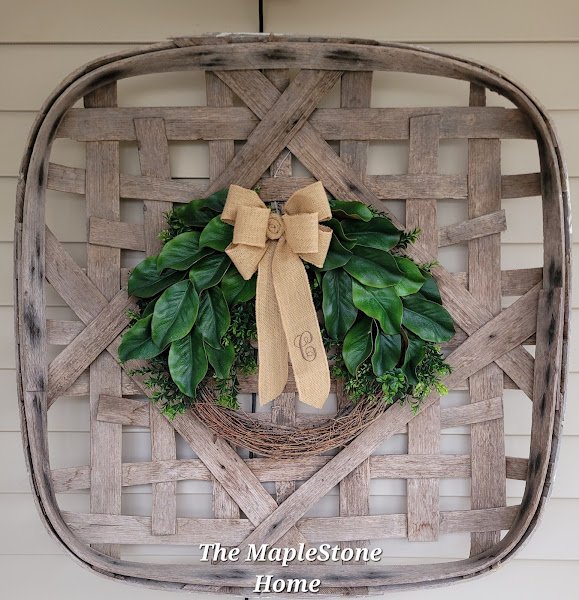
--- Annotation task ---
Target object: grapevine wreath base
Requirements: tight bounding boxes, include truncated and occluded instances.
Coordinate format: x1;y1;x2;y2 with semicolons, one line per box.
192;388;390;459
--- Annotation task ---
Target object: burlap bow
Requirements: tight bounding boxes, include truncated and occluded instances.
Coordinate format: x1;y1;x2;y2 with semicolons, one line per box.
221;182;333;408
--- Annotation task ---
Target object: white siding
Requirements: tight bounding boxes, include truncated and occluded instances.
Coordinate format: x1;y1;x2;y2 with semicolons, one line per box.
1;1;577;598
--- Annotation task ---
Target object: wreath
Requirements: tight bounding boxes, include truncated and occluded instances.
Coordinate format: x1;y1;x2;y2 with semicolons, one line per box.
119;183;454;426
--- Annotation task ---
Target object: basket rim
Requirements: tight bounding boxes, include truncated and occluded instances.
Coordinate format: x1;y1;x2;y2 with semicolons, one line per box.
14;33;570;595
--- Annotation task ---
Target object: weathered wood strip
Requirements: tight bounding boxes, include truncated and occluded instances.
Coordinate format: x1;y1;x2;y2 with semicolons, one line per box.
438;210;506;247
446;283;540;381
47;162;541;202
46;319;84;345
467;83;507;556
84;83;122;558
205;72;242;531
452;267;543;297
63;505;518;546
134;116;177;536
45;227;108;323
52;453;529;493
206;69;341;195
403;135;446;572
56;106;534;142
338;71;373;559
89;217;145;251
62;503;517;547
512;288;564;542
96;391;505;433
405;114;441;542
47;290;135;405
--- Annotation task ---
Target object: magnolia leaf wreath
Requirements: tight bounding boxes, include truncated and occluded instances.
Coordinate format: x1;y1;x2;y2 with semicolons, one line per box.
119;186;454;418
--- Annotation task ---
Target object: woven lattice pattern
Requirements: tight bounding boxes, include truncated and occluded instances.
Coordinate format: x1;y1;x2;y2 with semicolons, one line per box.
16;35;568;595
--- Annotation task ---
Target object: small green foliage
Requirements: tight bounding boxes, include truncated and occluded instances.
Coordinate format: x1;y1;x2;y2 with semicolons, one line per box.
120;190;453;417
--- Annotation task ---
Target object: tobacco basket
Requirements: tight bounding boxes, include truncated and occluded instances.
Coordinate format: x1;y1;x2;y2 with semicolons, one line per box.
15;34;570;595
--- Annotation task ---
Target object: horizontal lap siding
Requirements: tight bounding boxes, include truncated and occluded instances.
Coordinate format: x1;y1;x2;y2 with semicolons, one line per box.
1;1;578;598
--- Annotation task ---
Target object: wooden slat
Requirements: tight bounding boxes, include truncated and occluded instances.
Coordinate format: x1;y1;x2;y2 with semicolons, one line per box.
406;114;441;542
467;83;507;556
438;210;506;247
206;69;341;195
84;83;122;558
46;318;84;345
452;267;543;297
56;106;534;141
63;505;518;546
47;290;135;404
52;453;529;493
205;71;241;529
46;161;542;202
89;217;145;251
337;71;373;561
134;117;177;536
97;392;504;433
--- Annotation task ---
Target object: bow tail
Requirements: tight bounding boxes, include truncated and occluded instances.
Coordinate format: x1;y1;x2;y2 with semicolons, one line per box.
255;242;289;404
272;239;331;408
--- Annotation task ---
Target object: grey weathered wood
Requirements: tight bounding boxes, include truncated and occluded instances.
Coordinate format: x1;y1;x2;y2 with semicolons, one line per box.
53;453;528;493
63;505;518;546
338;72;373;561
56;105;534;142
406;114;441;542
84;84;122;558
438;210;506;247
89;217;145;251
207;69;341;194
467;84;507;556
134;117;177;537
205;72;241;535
47;161;541;202
47;290;135;404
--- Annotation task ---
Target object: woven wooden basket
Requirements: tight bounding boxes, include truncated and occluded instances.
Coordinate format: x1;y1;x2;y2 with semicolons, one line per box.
15;34;570;595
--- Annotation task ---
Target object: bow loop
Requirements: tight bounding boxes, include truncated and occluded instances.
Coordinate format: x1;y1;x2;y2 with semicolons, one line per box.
220;182;332;408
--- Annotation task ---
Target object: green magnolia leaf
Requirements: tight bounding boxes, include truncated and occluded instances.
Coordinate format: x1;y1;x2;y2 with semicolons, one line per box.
118;315;164;362
342;216;401;252
197;287;231;348
322;270;358;339
402;334;426;385
220;269;256;305
128;256;183;298
205;342;235;379
372;332;402;376
189;253;231;291
394;256;426;296
342;317;373;375
168;327;208;397
419;274;443;304
344;246;403;288
402;294;455;342
320;236;352;271
157;231;212;272
171;190;228;227
352;281;402;334
330;199;373;221
325;218;356;248
199;216;234;251
151;280;200;347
